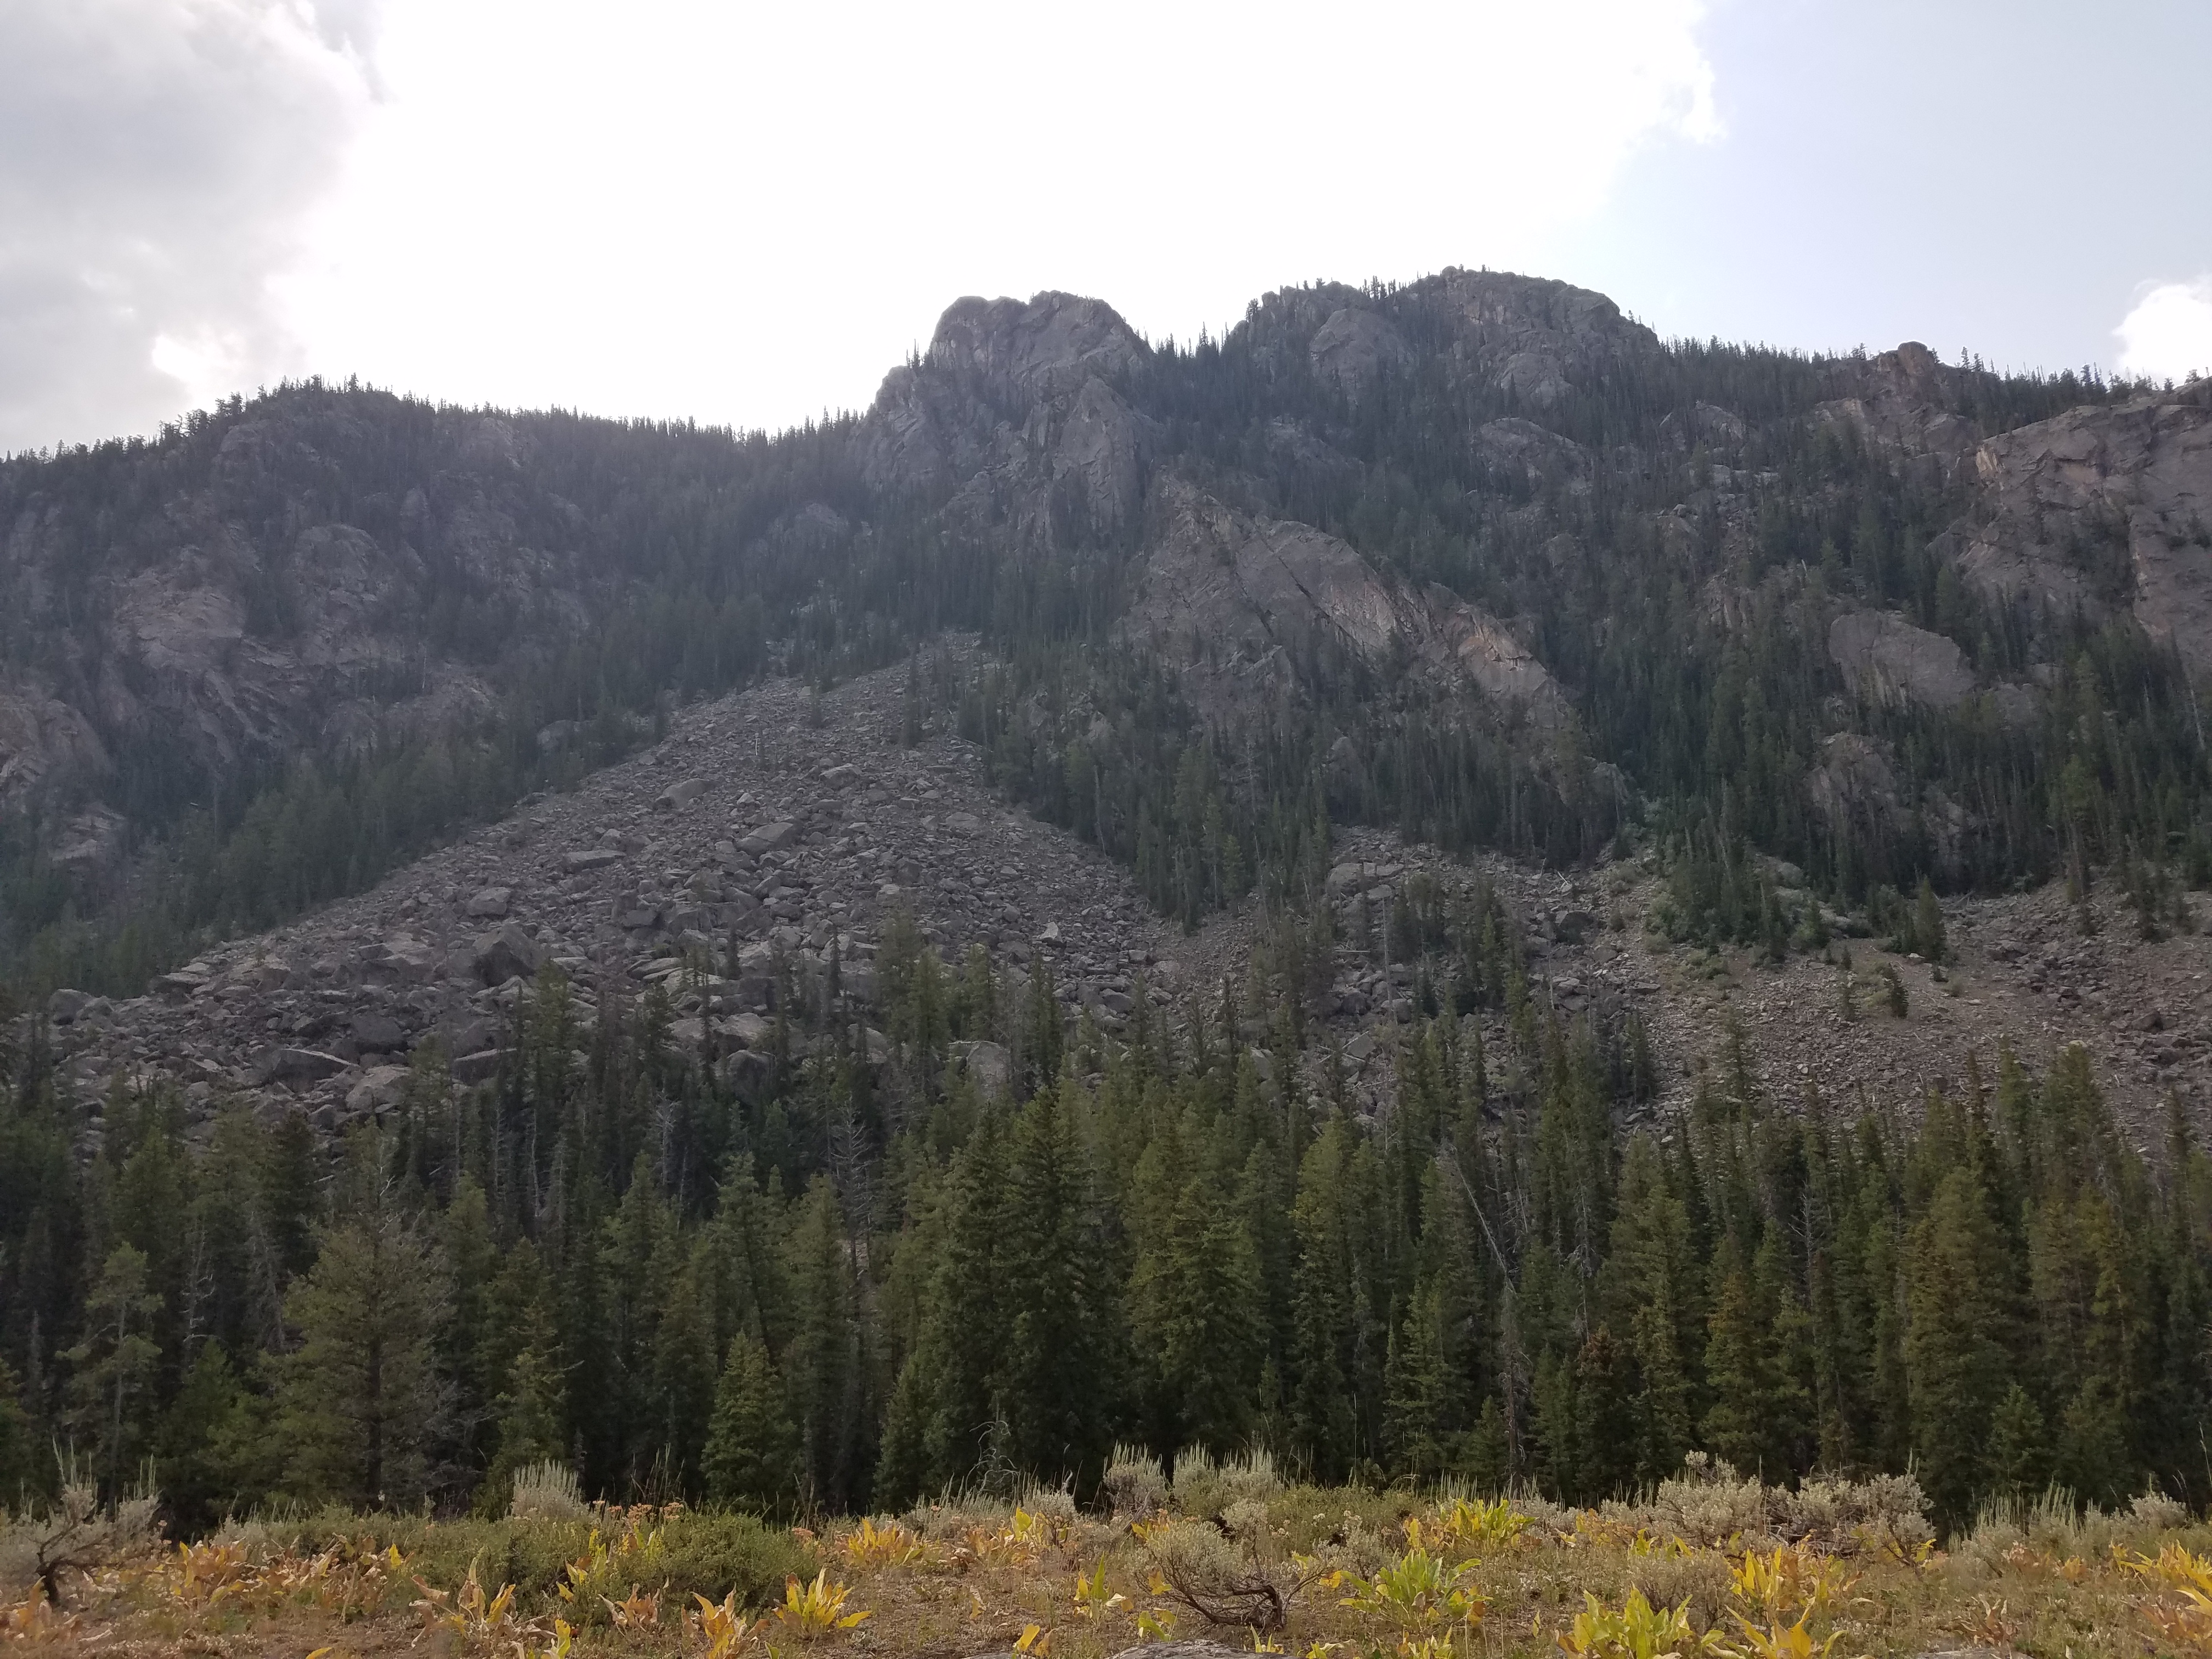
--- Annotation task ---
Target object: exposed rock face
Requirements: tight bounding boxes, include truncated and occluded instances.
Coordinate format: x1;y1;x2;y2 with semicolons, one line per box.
1957;389;2212;665
0;684;109;809
1473;417;1592;493
1308;307;1411;399
1431;269;1656;406
1122;482;1566;726
856;290;1153;512
1829;611;1977;710
1815;341;1980;479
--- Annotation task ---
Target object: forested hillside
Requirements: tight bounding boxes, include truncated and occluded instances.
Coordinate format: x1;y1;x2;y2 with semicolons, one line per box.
3;882;2207;1535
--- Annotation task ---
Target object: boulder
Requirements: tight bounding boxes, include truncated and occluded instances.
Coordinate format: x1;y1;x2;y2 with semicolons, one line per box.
466;886;512;918
1828;611;1976;710
726;1048;774;1103
47;988;92;1024
256;1047;349;1086
345;1064;413;1114
738;821;797;855
473;922;546;986
656;777;709;810
563;848;623;873
352;1013;409;1054
154;962;214;998
955;1039;1013;1097
715;1012;772;1047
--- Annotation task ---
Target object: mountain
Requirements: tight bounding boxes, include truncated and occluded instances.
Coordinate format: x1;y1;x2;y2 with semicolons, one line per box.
4;269;2206;993
7;270;2212;1528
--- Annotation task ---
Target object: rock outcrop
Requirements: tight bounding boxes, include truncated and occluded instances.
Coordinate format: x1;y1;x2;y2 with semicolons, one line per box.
1956;388;2212;664
1828;611;1977;710
1122;482;1567;727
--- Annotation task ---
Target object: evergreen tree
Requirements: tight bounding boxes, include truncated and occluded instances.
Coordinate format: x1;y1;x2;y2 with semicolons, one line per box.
1000;1075;1108;1486
704;1329;800;1515
1904;1169;2015;1526
61;1244;162;1502
274;1214;449;1510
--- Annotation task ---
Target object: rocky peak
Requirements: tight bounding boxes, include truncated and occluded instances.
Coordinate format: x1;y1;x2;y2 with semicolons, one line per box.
1429;268;1657;405
925;291;1148;406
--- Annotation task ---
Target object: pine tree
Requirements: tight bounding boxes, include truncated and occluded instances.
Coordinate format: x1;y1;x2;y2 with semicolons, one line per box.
1289;1116;1364;1481
274;1214;450;1510
1984;1381;2049;1502
478;1312;569;1516
1904;1169;2016;1526
1000;1074;1108;1486
61;1244;162;1502
1603;1135;1698;1483
1383;1278;1454;1481
782;1177;859;1511
1699;1250;1767;1475
704;1329;800;1515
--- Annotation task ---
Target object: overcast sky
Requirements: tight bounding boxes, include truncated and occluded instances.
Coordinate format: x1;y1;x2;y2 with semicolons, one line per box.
3;0;2208;455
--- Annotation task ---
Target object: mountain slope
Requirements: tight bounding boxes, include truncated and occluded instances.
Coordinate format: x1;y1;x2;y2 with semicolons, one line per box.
2;269;2207;994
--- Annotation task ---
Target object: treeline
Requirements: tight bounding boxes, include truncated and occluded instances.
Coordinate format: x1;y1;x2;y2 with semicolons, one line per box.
3;890;2203;1536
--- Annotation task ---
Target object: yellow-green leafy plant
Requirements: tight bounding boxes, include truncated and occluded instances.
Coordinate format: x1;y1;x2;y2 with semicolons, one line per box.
692;1589;753;1659
1724;1607;1843;1659
1728;1546;1857;1623
773;1568;872;1638
2125;1543;2212;1653
840;1516;928;1569
1556;1588;1724;1659
1072;1558;1127;1621
412;1555;524;1643
1336;1546;1485;1633
1435;1496;1530;1554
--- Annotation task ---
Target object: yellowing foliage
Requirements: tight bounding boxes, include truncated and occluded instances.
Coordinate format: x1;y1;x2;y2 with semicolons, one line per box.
2126;1544;2212;1654
840;1516;930;1569
1728;1546;1857;1622
1337;1547;1486;1632
1556;1588;1724;1659
1725;1609;1843;1659
774;1569;872;1638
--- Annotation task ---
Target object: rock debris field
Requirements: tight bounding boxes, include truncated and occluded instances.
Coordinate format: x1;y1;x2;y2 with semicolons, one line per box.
39;648;2212;1154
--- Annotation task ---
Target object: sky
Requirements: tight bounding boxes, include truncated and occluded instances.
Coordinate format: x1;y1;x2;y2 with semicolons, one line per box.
2;0;2208;456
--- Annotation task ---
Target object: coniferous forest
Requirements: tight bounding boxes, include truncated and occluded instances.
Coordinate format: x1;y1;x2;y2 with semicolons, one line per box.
3;888;2206;1538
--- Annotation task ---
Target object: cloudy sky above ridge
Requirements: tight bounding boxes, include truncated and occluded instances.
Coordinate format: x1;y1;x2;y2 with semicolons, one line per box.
2;0;2207;454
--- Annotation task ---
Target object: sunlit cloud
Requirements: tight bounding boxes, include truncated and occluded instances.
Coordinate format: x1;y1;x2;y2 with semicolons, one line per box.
2115;278;2212;382
0;1;381;454
274;0;1721;433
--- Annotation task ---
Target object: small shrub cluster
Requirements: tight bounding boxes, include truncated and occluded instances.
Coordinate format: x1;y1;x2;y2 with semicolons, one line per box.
1602;1454;1934;1555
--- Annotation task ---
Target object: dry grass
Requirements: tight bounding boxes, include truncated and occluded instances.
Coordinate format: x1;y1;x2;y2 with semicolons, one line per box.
6;1476;2211;1659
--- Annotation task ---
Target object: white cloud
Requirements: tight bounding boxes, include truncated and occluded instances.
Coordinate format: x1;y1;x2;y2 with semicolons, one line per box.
2;0;1717;447
276;0;1719;433
0;1;381;454
2115;277;2212;382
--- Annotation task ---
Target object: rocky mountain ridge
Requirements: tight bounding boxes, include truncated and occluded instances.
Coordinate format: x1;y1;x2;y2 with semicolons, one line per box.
2;276;2204;865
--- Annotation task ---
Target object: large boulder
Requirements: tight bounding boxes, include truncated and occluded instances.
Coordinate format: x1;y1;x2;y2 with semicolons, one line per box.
1828;612;1976;711
256;1047;349;1087
473;922;546;986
